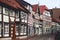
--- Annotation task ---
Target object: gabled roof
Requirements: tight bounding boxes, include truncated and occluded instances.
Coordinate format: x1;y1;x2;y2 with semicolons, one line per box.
32;4;38;12
0;0;29;13
17;0;32;6
16;0;30;13
39;5;48;14
32;4;48;14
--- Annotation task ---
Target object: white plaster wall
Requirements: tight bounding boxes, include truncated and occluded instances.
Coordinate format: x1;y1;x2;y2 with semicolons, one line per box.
3;7;5;14
10;17;15;22
0;14;2;21
3;15;9;22
28;14;33;26
21;19;24;22
43;10;52;22
16;18;19;21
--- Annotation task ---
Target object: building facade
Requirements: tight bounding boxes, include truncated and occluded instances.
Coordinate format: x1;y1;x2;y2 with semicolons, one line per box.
32;4;40;35
0;0;29;38
17;0;34;37
42;9;52;34
50;8;60;34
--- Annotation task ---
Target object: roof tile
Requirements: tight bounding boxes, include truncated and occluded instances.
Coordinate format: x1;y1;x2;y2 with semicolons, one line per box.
0;0;29;12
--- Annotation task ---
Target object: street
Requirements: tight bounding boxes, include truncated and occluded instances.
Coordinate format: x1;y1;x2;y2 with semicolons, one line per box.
27;34;54;40
19;34;55;40
0;34;55;40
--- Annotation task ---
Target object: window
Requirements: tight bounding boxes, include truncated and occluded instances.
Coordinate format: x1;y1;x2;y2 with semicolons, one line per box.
4;24;9;34
5;8;9;15
10;10;15;16
20;25;27;35
20;25;24;35
16;11;19;18
16;25;19;35
3;15;9;22
21;11;26;19
0;6;2;13
3;23;9;37
24;26;27;33
46;28;50;33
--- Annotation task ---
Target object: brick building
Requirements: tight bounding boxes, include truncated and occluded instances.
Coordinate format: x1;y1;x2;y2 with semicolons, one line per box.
50;8;60;33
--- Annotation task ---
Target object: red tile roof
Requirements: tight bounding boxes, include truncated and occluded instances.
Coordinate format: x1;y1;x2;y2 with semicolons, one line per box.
39;5;48;14
32;4;38;12
0;0;29;13
32;4;48;14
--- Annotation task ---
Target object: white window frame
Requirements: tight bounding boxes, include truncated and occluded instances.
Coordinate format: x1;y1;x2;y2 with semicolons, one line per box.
4;24;9;34
3;8;9;15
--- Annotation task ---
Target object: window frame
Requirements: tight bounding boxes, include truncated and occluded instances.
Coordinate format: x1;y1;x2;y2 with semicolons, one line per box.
4;23;9;34
10;10;15;16
3;8;9;15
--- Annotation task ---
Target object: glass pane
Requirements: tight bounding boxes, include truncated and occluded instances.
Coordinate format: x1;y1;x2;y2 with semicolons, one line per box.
10;10;15;16
16;12;19;18
21;11;26;18
4;24;9;37
24;26;26;33
5;8;9;15
3;15;9;22
23;26;27;35
20;25;24;35
16;26;19;35
0;6;2;13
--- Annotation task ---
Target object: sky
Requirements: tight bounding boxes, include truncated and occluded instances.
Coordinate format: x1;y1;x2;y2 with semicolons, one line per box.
24;0;60;9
